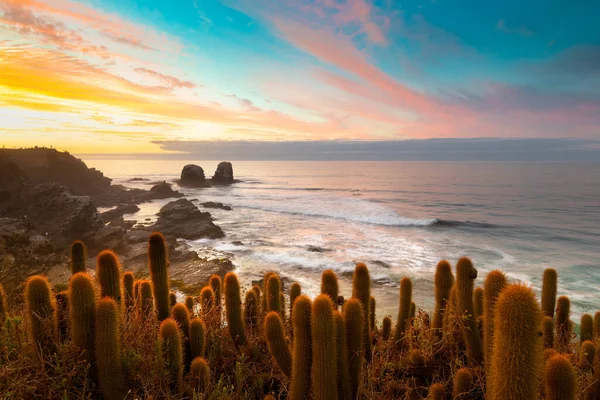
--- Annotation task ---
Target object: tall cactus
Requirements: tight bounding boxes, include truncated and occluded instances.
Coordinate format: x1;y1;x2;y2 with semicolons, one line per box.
185;296;195;315
252;285;261;310
209;274;222;325
544;354;577;400
452;368;472;400
334;310;352;400
190;356;210;394
311;294;337;400
160;318;183;393
473;287;483;318
69;273;96;363
489;283;542;400
432;260;454;335
382;316;391;340
541;268;558;318
148;232;170;321
25;275;57;356
264;311;292;379
393;277;412;349
556;296;571;352
483;270;506;377
189;317;206;360
290;282;301;317
369;296;376;332
262;272;275;313
580;313;593;344
95;297;126;400
139;280;154;317
171;303;191;369
543;316;554;349
455;257;483;365
594;311;600;339
243;290;258;329
579;340;596;370
224;272;246;347
96;250;122;304
290;295;312;400
55;290;69;343
70;240;87;275
123;271;134;310
343;298;363;399
266;274;281;314
200;286;216;321
321;269;339;309
352;262;371;362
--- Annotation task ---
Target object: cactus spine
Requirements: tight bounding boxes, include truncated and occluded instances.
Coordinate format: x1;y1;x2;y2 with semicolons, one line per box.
70;240;87;275
123;271;134;310
579;340;596;370
556;296;571;352
224;272;247;347
343;298;363;399
382;316;392;340
25;275;57;356
160;318;183;392
190;356;210;394
489;283;542;400
580;313;593;344
455;257;483;365
321;269;339;309
266;274;281;314
352;262;371;362
541;268;558;318
189;317;206;360
311;294;337;400
428;383;446;400
393;277;412;349
264;311;292;379
69;273;96;363
95;297;126;400
452;368;472;400
334;310;352;400
148;232;170;321
483;270;506;377
172;303;191;369
544;354;577;400
243;290;258;329
96;250;122;304
473;287;483;318
290;295;312;400
543;316;554;349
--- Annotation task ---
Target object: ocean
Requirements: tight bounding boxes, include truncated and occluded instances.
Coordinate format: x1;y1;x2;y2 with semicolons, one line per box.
82;157;600;323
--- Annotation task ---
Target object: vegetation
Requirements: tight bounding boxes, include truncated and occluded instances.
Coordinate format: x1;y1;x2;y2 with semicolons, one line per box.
1;233;599;399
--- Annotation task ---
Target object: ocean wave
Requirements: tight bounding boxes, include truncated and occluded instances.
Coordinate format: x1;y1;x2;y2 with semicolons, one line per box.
430;219;499;229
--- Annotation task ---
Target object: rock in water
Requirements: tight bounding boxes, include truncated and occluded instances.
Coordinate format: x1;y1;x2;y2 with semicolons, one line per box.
212;162;234;183
151;199;224;239
180;165;206;187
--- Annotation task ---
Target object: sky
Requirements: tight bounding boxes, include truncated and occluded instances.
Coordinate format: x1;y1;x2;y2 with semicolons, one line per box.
1;0;599;155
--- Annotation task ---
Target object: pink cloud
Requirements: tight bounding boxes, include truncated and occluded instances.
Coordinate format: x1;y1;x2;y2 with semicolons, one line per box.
135;68;197;90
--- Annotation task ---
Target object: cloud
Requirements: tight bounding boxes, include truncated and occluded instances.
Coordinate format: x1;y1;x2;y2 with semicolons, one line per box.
134;68;197;89
100;31;155;50
496;19;533;36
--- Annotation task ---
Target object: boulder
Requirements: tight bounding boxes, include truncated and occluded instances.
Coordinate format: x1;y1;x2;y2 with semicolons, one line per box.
212;161;234;183
201;201;232;211
180;164;206;187
101;204;140;221
136;181;183;202
150;199;224;240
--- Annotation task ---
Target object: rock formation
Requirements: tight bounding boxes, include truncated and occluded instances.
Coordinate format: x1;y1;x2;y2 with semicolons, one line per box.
180;164;206;187
212;161;234;183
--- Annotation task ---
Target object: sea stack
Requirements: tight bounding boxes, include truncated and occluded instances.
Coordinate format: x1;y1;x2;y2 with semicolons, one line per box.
180;164;206;187
212;161;234;183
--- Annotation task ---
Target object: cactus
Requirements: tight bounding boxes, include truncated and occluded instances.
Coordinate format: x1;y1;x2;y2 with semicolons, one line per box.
489;283;542;400
483;269;506;376
321;269;339;309
352;262;372;362
170;292;177;307
172;303;191;369
200;286;216;320
580;313;593;344
133;280;141;305
69;273;96;363
428;383;446;400
264;311;292;379
586;351;600;400
556;296;571;352
579;340;596;370
190;317;206;360
382;316;392;340
148;232;170;321
70;240;87;275
160;318;183;392
190;356;210;394
25;275;57;356
442;287;457;337
343;298;363;399
369;296;376;332
224;272;247;347
408;349;424;366
55;290;69;343
455;257;483;365
251;285;261;310
0;284;6;326
266;274;281;314
139;280;154;317
393;277;412;349
311;294;337;400
96;250;122;304
290;282;301;316
280;292;287;321
541;268;558;318
432;260;454;335
243;290;258;329
262;272;275;312
185;296;195;315
290;295;312;400
209;274;222;325
123;271;134;310
473;287;483;318
452;368;472;400
95;297;126;400
543;316;554;349
334;310;352;400
594;311;600;339
544;354;577;400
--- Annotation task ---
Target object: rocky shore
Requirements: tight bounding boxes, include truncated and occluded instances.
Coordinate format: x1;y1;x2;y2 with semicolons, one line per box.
0;148;237;301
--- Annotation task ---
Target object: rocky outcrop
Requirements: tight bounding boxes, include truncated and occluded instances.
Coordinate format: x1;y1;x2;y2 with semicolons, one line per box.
101;204;141;221
150;199;224;240
212;161;234;183
179;164;206;187
201;201;232;211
